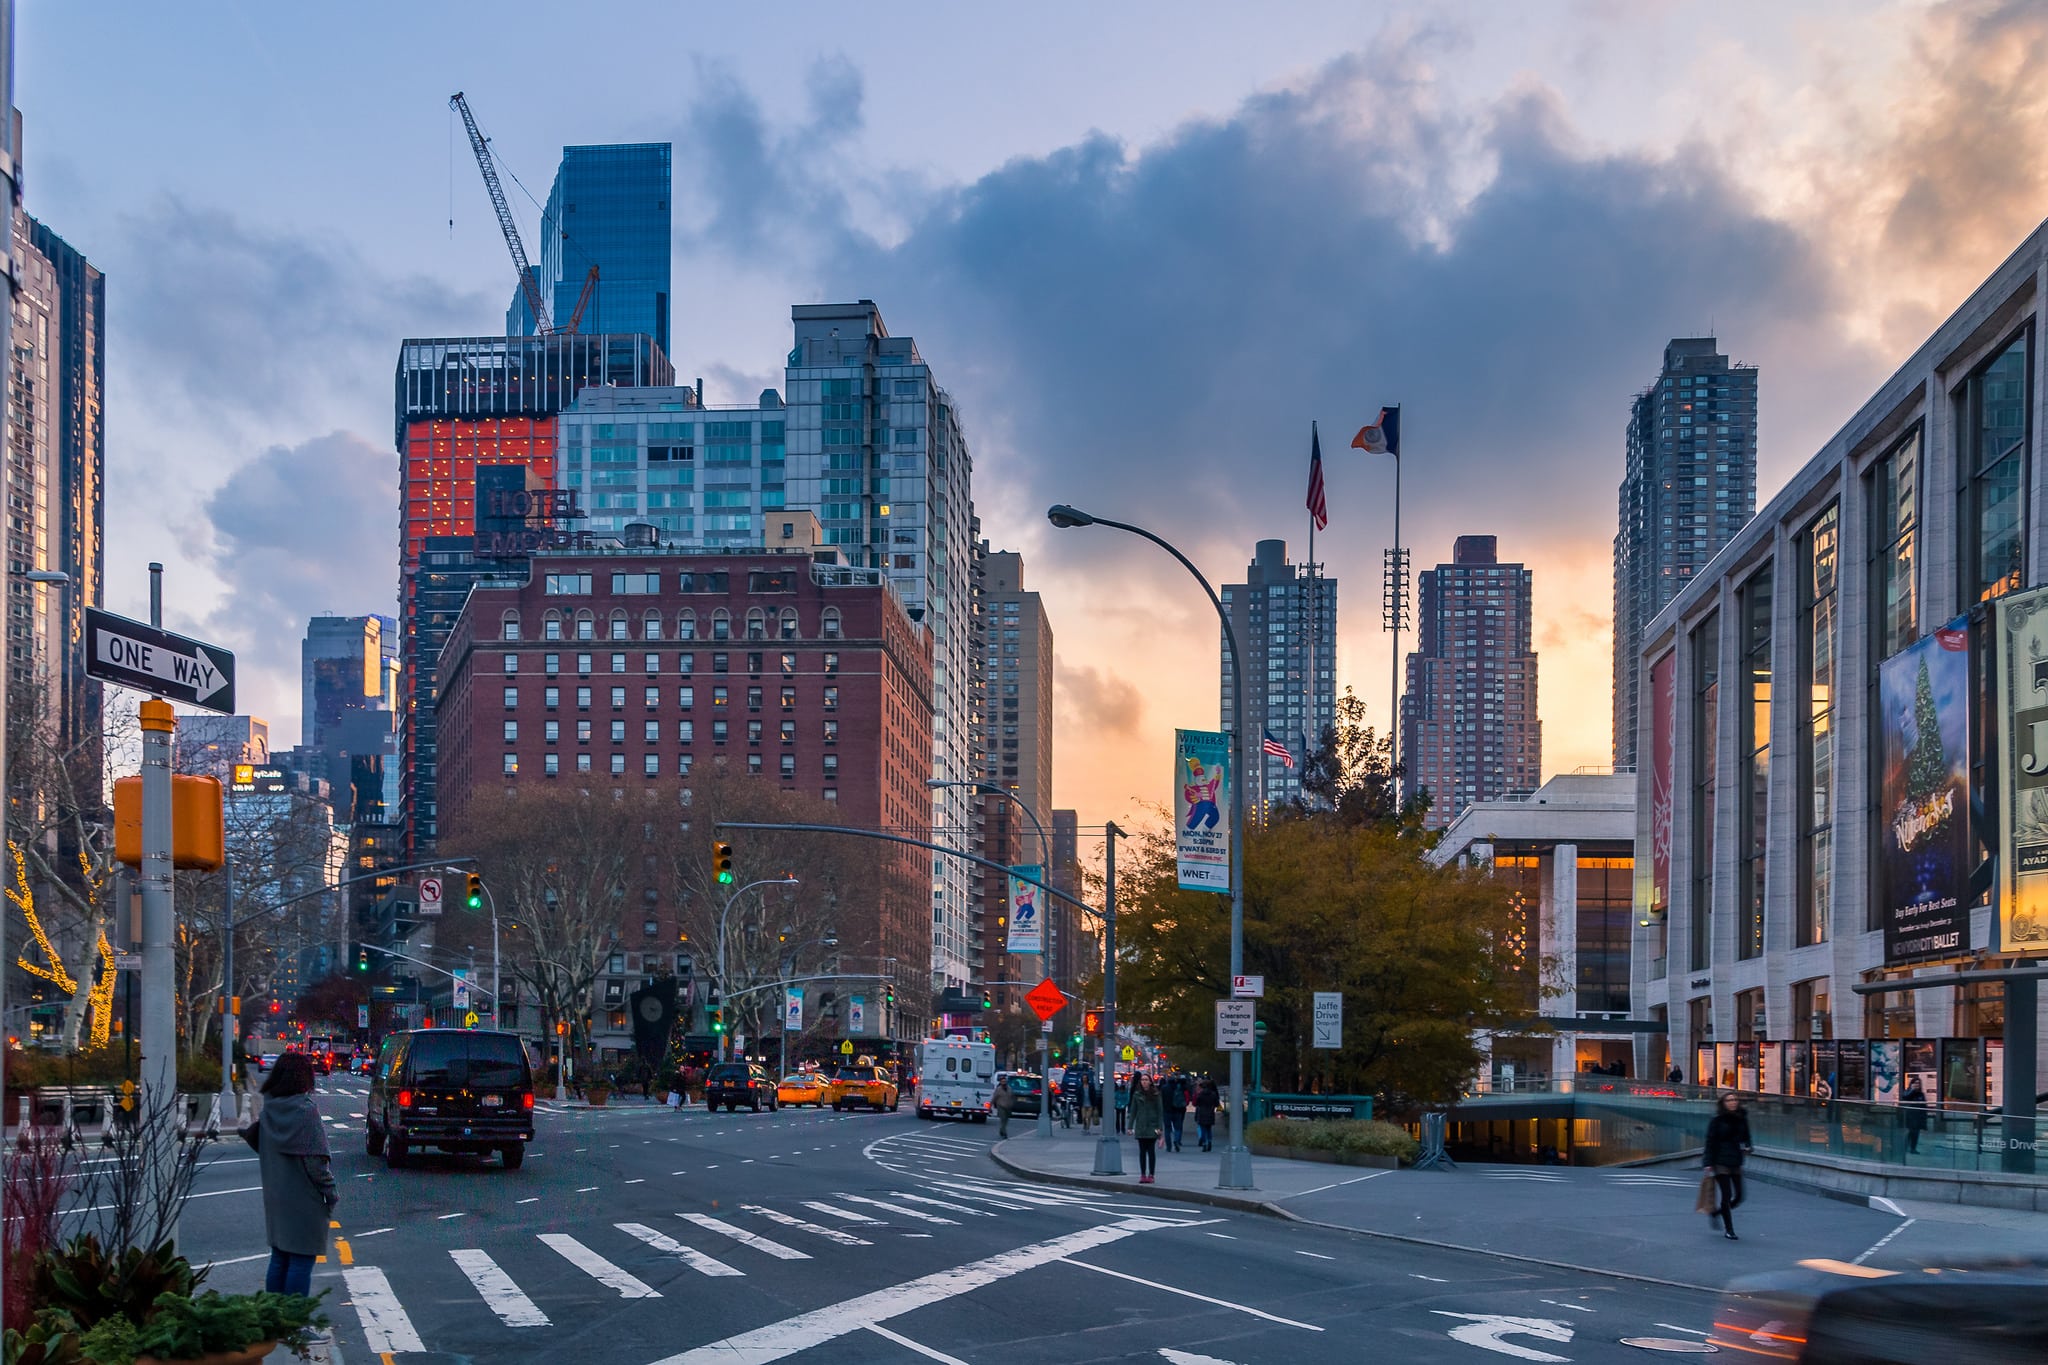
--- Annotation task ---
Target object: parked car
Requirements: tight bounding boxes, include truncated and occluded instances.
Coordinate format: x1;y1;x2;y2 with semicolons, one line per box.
706;1062;777;1112
365;1028;535;1170
828;1064;899;1112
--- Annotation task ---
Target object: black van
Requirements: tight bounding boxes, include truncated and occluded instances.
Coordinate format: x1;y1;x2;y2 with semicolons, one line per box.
366;1028;535;1169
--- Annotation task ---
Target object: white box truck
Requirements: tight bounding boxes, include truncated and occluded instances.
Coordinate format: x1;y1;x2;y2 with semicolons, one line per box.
915;1037;996;1122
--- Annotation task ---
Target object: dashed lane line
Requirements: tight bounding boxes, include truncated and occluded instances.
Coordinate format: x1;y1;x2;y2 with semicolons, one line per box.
1059;1258;1324;1331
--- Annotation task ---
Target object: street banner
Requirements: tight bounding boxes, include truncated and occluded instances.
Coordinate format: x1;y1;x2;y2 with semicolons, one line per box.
1005;864;1045;954
1880;617;1972;963
1312;992;1343;1049
1998;586;2048;954
1645;650;1675;922
849;995;866;1035
1175;728;1232;892
452;968;471;1010
784;988;804;1033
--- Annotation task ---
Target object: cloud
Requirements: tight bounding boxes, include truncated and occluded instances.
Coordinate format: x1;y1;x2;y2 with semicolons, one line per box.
199;432;398;735
1057;663;1144;739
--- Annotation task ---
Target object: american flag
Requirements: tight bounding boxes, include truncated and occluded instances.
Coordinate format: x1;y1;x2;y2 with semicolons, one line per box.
1306;423;1328;531
1262;731;1295;768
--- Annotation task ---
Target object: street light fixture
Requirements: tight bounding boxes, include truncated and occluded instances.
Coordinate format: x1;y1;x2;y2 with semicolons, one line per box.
1048;501;1254;1190
716;876;800;1062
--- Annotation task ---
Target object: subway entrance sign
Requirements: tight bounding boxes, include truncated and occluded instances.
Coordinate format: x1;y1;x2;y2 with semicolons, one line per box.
85;607;236;713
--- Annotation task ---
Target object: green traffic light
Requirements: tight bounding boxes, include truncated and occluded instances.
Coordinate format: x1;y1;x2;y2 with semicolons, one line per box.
717;870;734;884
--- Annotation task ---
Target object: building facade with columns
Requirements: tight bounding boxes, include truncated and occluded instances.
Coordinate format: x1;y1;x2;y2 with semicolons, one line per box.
1632;218;2048;1105
1431;772;1643;1084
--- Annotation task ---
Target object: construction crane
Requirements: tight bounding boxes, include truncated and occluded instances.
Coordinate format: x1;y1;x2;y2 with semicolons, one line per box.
450;91;553;334
565;264;599;334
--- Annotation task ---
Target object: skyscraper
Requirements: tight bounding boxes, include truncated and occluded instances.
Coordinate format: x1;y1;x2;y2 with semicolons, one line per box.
301;614;398;821
1400;535;1541;829
783;301;977;990
1219;540;1336;813
1613;337;1757;767
507;143;671;353
969;540;1053;1000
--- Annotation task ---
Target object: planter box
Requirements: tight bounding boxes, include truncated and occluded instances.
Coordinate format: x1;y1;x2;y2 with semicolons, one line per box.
1249;1143;1401;1169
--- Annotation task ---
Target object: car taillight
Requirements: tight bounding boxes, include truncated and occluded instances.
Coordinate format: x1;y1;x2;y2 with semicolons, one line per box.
398;1089;414;1108
521;1092;534;1110
747;1079;758;1087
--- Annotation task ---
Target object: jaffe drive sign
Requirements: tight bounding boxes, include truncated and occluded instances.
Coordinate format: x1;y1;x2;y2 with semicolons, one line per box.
84;607;236;714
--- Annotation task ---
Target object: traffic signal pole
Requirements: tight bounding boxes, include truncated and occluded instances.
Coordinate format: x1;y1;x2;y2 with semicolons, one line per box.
1092;822;1122;1175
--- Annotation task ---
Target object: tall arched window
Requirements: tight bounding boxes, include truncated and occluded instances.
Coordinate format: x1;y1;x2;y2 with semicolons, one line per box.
544;610;563;641
712;609;731;641
501;611;522;641
746;608;768;640
610;610;630;640
643;610;664;640
678;609;697;640
820;607;842;640
779;608;800;640
576;610;596;641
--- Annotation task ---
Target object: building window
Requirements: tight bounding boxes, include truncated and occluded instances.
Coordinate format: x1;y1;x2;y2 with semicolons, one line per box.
678;654;694;676
644;720;660;743
823;754;839;778
780;754;796;779
610;753;626;775
679;610;697;640
823;686;838;711
677;754;693;776
644;753;660;776
503;687;518;709
611;687;626;708
712;719;728;743
577;719;592;742
1691;611;1720;973
1958;329;2030;606
713;653;729;673
821;608;841;640
747;652;763;676
1799;504;1838;948
747;753;763;775
1739;565;1772;961
544;719;559;742
640;687;656;708
781;686;796;709
678;720;694;743
645;653;660;674
577;753;592;772
643;612;664;641
824;653;839;676
503;653;519;673
747;687;762;711
611;720;626;743
747;720;763;744
577;614;595;641
679;686;694;709
503;720;518;742
545;653;560;675
712;610;731;641
780;609;799;640
577;653;593;674
822;787;837;803
577;686;592;709
544;753;559;776
712;685;728;707
746;608;767;640
545;686;560;709
781;652;796;676
544;614;563;641
503;753;518;775
823;719;838;744
780;720;795;744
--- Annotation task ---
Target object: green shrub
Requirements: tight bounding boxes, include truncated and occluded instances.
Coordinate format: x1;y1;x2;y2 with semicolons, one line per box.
127;1290;326;1362
1247;1117;1418;1161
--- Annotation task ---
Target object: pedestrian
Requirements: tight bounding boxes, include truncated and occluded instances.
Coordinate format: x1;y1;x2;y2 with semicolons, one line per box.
1128;1072;1164;1184
1667;1065;1685;1085
1901;1077;1929;1155
1080;1068;1101;1132
1160;1070;1189;1152
240;1051;337;1296
1193;1076;1220;1152
1114;1075;1130;1134
1702;1091;1753;1241
993;1073;1015;1138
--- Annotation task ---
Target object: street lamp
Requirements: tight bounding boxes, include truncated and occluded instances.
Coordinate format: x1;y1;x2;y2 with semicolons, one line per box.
1048;502;1254;1190
716;876;800;1061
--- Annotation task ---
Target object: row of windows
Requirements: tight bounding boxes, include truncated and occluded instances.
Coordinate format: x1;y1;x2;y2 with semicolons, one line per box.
505;603;842;641
501;651;842;677
504;717;841;744
504;751;845;778
502;683;843;710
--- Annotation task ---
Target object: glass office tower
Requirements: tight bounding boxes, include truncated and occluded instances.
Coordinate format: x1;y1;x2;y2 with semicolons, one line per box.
507;143;671;353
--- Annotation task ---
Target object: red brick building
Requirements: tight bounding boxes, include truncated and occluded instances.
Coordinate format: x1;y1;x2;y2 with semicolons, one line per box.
436;543;934;972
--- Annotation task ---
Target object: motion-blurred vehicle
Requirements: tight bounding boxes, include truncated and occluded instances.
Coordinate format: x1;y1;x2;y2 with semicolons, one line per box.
1711;1257;2048;1362
706;1062;777;1112
828;1064;899;1112
776;1073;827;1107
365;1028;535;1170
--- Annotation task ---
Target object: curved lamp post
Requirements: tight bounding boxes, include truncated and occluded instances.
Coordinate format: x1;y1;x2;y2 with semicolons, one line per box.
1047;503;1253;1190
716;877;800;1061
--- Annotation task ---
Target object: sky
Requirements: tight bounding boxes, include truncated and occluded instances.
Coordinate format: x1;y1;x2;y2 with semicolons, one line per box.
18;0;2048;837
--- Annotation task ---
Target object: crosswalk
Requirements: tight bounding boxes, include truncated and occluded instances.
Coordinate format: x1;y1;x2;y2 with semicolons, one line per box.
333;1171;1211;1353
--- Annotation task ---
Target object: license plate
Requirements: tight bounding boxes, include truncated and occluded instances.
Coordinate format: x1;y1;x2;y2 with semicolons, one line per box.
480;1095;502;1107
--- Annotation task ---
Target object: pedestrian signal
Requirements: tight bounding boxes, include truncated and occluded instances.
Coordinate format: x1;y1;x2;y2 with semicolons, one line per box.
1084;1009;1102;1036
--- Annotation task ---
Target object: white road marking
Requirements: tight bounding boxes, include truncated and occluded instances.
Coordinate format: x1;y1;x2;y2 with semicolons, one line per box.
801;1200;882;1223
680;1212;811;1260
1274;1171;1391;1199
1852;1218;1916;1265
912;1184;1033;1210
650;1217;1178;1364
834;1193;959;1225
1411;1274;1447;1282
539;1233;662;1297
743;1204;873;1246
1539;1299;1596;1313
450;1249;551;1327
617;1222;744;1277
1061;1259;1324;1330
625;1178;646;1184
866;1323;971;1363
341;1266;423;1354
923;1178;1080;1208
886;1190;995;1217
1432;1313;1572;1362
438;1212;465;1220
577;1186;601;1192
1655;1324;1712;1337
1205;1233;1237;1240
355;1227;393;1238
517;1197;540;1205
1870;1195;1907;1217
205;1252;270;1266
1160;1351;1245;1365
1295;1251;1335;1261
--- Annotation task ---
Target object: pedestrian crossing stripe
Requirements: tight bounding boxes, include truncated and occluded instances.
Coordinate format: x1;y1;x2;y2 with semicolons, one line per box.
833;1193;960;1225
341;1266;424;1354
801;1200;882;1223
882;1190;997;1217
617;1222;744;1277
449;1249;551;1327
681;1212;811;1260
538;1233;662;1297
741;1204;874;1246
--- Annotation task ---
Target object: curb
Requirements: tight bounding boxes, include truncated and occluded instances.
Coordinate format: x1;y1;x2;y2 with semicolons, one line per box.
989;1141;1720;1295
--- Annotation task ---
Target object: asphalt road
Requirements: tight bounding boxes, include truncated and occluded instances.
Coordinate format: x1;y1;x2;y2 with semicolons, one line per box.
174;1079;1726;1363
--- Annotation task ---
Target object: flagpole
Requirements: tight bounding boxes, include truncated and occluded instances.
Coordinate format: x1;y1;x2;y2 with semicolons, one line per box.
1389;439;1402;786
1306;423;1318;810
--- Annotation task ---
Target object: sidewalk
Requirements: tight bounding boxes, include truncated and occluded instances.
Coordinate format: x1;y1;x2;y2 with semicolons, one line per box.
992;1125;2048;1291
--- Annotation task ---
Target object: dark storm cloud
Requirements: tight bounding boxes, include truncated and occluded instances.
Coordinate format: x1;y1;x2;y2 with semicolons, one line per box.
672;57;865;257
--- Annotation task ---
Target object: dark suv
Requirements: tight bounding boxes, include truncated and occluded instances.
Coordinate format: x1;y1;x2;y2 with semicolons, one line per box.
366;1028;535;1169
705;1062;777;1112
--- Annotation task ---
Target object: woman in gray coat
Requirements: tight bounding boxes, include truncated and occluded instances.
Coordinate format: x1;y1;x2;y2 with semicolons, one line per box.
242;1051;337;1296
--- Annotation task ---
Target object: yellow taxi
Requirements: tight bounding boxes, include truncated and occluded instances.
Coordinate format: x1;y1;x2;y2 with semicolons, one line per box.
775;1073;828;1108
827;1063;899;1112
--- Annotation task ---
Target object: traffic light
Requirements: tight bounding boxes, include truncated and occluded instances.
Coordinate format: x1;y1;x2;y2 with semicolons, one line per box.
710;1009;725;1035
713;841;734;885
1083;1009;1102;1036
354;947;370;973
465;873;483;910
883;984;896;1008
981;989;992;1010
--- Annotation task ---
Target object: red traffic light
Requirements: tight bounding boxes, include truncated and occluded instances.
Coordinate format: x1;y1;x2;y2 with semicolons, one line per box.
1083;1010;1102;1036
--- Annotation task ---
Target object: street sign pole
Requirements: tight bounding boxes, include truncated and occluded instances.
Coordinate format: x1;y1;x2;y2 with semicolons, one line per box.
138;566;180;1240
1092;823;1122;1175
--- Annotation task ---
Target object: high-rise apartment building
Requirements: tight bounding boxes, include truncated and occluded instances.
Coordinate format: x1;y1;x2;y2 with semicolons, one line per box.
392;331;672;852
301;614;399;821
507;143;672;353
1219;540;1336;813
1613;337;1757;767
783;302;977;990
7;199;103;764
1401;535;1541;829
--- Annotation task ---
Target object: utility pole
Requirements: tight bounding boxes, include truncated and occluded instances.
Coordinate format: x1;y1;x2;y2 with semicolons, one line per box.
1092;821;1122;1175
138;563;179;1232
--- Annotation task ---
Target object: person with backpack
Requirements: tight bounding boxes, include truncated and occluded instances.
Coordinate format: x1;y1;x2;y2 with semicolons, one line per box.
1193;1076;1220;1152
1160;1070;1190;1152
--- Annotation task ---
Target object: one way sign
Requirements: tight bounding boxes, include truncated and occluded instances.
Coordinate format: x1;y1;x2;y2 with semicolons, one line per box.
85;607;236;713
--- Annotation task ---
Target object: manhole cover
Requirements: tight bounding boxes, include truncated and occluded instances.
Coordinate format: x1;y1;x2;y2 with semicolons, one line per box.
1620;1339;1718;1353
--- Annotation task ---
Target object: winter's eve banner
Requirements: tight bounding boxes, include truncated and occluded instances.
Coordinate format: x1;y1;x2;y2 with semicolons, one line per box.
1879;617;1972;964
1175;728;1232;893
1005;864;1045;954
1998;587;2048;955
